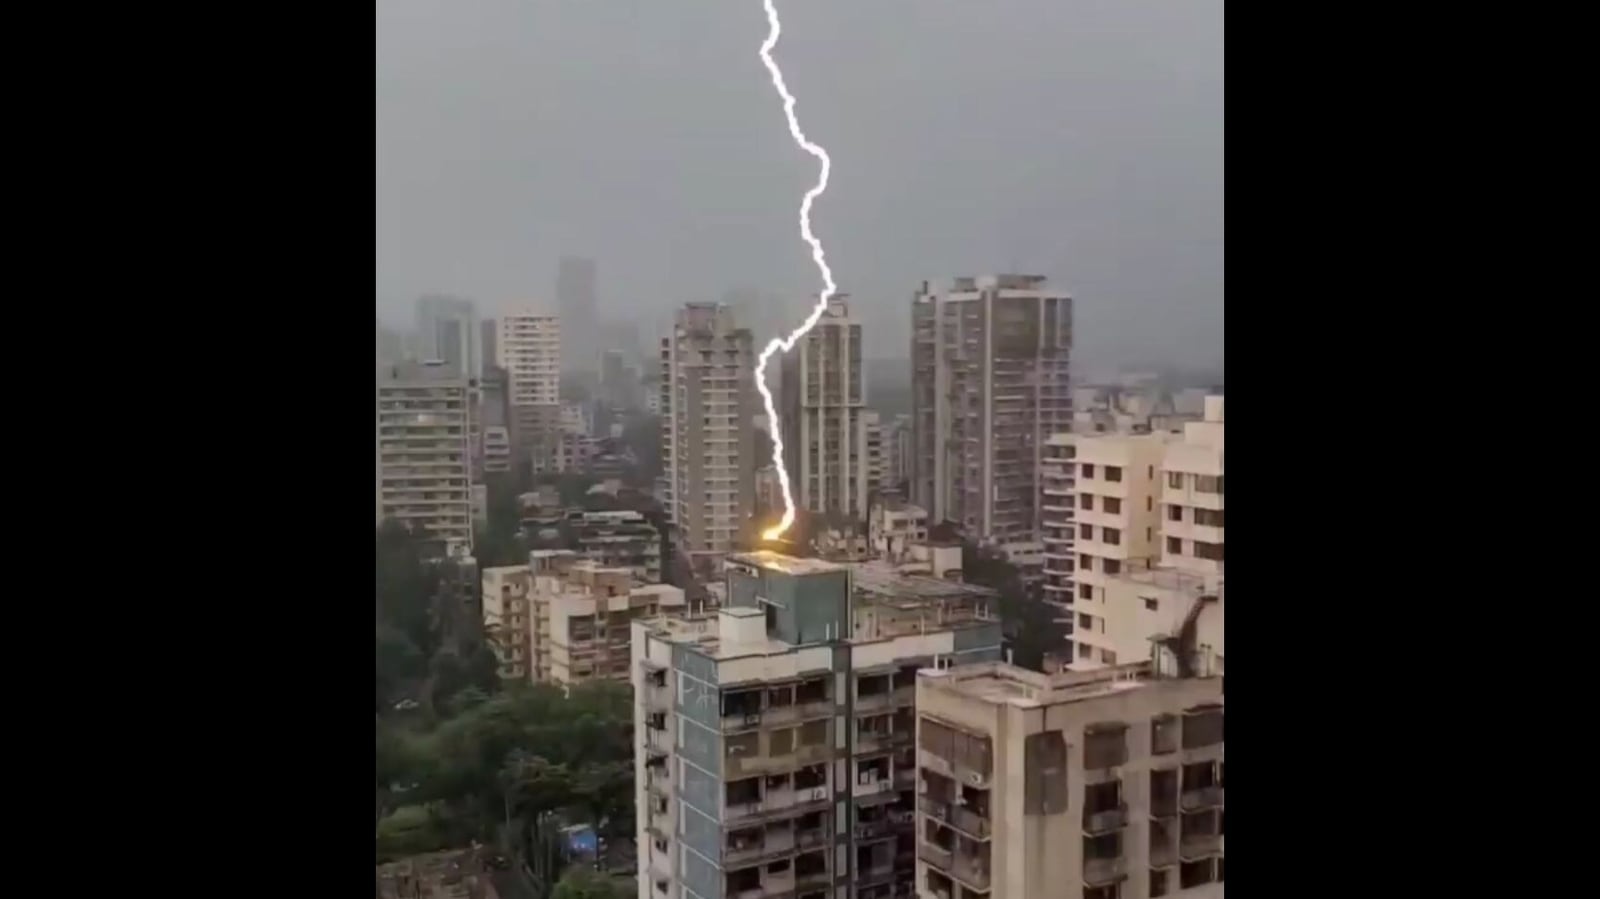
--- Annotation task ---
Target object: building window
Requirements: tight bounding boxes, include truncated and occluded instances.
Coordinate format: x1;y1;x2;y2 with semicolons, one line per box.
1143;596;1159;611
1078;612;1093;630
1081;463;1095;478
1195;508;1224;527
1105;466;1123;483
1103;497;1122;515
1167;471;1184;489
1080;524;1093;540
1150;869;1170;897
1195;475;1223;494
1080;493;1094;511
1146;496;1153;512
1077;642;1092;659
1167;504;1182;522
1195;541;1224;562
1146;527;1153;542
1103;559;1121;576
1079;554;1092;572
1103;527;1121;546
1166;536;1182;555
1079;584;1093;600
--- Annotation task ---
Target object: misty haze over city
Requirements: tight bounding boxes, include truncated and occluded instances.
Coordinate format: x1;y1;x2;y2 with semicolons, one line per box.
377;0;1222;374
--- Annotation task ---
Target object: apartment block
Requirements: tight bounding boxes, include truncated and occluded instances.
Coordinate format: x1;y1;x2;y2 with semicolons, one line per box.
660;303;756;564
483;564;533;680
869;499;929;562
533;551;686;685
864;410;887;495
781;296;872;520
376;360;475;550
565;509;663;583
1159;398;1224;578
915;660;1224;899
1049;433;1170;668
911;275;1072;547
632;552;1004;899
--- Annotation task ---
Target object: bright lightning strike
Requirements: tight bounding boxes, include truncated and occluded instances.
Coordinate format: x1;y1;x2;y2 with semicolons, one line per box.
754;0;836;542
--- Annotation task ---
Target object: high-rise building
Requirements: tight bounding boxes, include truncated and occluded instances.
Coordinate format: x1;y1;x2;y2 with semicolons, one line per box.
863;410;887;496
632;551;1004;899
910;275;1073;547
914;658;1224;899
498;311;562;474
883;414;913;495
558;256;598;374
780;296;872;521
376;361;475;550
1040;431;1170;667
1081;397;1225;674
659;303;756;565
415;295;482;380
481;318;498;376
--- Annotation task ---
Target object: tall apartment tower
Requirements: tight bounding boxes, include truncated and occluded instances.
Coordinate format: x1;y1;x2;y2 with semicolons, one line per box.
659;303;756;565
1056;397;1226;678
780;296;872;521
632;551;1004;899
415;295;482;380
914;659;1224;899
910;275;1073;546
1040;431;1170;667
376;360;475;550
498;312;562;474
558;256;598;374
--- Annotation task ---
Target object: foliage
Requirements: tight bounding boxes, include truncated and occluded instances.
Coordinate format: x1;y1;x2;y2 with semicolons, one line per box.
552;867;634;899
375;681;636;862
619;414;662;484
959;539;1064;671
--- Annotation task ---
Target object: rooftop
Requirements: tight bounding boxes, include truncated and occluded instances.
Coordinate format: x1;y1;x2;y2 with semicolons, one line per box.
922;660;1195;709
728;550;847;577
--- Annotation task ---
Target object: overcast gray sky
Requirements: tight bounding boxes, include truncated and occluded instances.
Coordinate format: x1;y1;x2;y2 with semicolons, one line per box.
377;0;1222;371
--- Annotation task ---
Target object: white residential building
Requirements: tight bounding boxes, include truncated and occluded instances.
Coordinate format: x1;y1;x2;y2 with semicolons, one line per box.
781;296;873;520
497;312;560;407
911;275;1073;544
1064;396;1226;674
376;360;475;549
498;311;562;472
660;303;756;565
868;498;928;561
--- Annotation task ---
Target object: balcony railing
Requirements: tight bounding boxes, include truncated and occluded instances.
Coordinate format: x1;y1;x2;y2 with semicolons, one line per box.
917;842;952;871
1149;840;1177;869
1083;805;1128;834
1083;856;1126;885
1180;834;1221;859
1180;786;1224;811
949;853;990;890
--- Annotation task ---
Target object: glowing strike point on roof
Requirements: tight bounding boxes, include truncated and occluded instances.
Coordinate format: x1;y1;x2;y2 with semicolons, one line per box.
753;0;838;543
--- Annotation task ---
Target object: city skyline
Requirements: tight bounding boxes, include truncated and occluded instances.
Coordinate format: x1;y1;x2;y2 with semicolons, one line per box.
377;0;1223;373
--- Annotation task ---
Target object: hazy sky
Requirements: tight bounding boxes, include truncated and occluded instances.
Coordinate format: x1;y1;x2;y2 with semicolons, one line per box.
377;0;1222;371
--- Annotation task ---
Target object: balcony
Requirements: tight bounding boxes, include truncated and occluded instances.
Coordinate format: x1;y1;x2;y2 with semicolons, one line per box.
854;778;894;798
1180;785;1224;812
855;692;894;714
855;820;893;841
918;842;953;871
1082;856;1126;886
949;853;990;890
1180;833;1221;859
1083;804;1128;834
645;729;670;757
761;699;834;727
1149;837;1178;869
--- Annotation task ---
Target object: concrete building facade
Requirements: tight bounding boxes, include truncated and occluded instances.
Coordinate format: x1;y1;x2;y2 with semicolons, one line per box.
914;660;1224;899
910;275;1072;547
498;311;562;474
377;360;475;549
660;304;756;565
632;552;1004;899
781;297;873;521
486;551;685;686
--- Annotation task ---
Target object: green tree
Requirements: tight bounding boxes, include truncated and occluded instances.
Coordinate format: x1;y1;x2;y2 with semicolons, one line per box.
552;867;634;899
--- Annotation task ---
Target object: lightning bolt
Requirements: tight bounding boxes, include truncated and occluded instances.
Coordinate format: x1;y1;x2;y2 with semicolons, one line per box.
754;0;836;542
